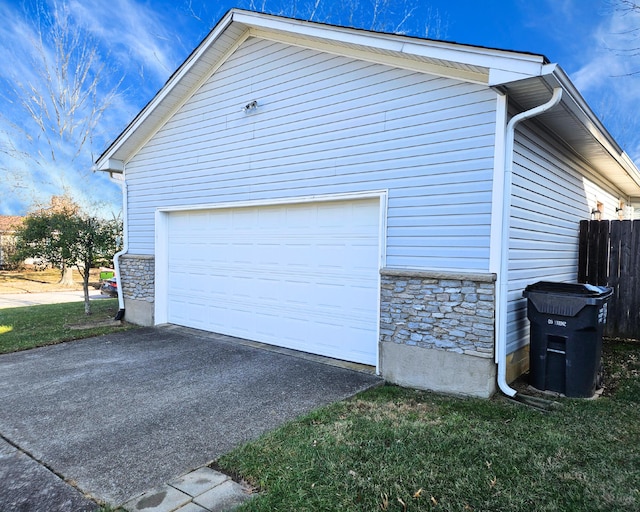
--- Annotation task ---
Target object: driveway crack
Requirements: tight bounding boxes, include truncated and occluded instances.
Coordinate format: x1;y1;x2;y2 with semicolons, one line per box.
0;432;99;505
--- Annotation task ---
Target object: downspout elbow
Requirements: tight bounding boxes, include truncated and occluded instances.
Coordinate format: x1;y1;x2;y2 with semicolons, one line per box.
497;88;563;398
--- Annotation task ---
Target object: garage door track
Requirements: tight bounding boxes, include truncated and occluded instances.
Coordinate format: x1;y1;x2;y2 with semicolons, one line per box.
0;326;381;510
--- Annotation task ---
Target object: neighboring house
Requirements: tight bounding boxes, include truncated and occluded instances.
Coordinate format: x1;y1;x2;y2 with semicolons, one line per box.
0;216;23;268
96;10;640;397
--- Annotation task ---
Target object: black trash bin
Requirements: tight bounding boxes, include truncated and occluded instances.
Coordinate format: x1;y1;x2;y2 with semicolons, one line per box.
523;281;612;398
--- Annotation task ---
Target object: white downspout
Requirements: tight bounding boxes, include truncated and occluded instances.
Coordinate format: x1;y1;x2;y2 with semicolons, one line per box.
109;173;128;320
496;87;563;397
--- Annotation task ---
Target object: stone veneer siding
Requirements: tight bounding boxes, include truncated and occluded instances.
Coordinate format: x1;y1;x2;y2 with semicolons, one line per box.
380;269;496;358
119;254;155;303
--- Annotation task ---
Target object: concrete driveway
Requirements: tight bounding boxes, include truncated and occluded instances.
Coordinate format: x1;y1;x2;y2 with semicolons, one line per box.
0;326;381;509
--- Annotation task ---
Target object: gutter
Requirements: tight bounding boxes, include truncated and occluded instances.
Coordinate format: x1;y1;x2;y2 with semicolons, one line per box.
496;87;563;397
544;66;640;193
109;172;128;321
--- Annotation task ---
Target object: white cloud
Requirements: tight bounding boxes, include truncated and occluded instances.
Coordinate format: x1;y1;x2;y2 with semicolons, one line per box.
569;4;640;162
0;0;126;215
0;4;44;87
0;0;208;215
68;0;200;83
572;5;640;91
66;0;214;149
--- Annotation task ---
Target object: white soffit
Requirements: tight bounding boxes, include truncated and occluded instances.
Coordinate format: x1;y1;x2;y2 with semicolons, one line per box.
501;69;640;196
248;27;489;84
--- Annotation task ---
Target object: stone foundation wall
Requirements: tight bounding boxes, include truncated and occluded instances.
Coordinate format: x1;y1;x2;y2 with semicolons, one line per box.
380;269;497;358
119;254;155;326
119;255;155;302
379;269;498;397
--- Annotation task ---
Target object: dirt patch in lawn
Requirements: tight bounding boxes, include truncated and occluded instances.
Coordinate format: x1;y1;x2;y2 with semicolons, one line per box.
0;268;102;294
65;319;124;330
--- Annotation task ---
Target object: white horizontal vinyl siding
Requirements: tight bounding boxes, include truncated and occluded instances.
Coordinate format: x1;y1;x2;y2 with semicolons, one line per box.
125;37;497;271
506;122;623;353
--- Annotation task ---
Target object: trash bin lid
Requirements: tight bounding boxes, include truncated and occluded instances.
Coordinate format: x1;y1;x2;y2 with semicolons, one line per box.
523;281;611;298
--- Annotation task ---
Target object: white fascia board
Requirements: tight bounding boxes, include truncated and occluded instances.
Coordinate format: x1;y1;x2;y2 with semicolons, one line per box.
404;42;545;76
96;158;124;173
250;28;488;84
488;61;554;88
237;10;545;83
489;67;543;86
233;10;405;53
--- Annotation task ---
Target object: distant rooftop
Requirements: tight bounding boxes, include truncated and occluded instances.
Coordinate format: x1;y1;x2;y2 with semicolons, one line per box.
0;216;24;232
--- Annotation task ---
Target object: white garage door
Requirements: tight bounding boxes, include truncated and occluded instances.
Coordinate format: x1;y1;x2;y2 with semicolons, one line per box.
165;198;380;365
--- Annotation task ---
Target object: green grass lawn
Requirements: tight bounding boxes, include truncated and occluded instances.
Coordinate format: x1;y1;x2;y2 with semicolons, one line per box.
217;340;640;512
0;299;138;353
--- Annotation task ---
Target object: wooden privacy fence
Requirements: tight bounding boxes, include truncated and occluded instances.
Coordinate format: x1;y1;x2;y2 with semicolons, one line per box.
578;219;640;339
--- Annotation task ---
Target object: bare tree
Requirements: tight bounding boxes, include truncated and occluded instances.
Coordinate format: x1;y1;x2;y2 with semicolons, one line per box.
197;0;446;39
0;1;122;210
589;0;640;156
608;0;640;74
614;0;640;15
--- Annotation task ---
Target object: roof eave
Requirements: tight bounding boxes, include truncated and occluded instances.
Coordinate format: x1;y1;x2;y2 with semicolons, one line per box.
95;9;551;171
95;9;640;198
547;67;640;195
95;9;240;170
493;65;640;197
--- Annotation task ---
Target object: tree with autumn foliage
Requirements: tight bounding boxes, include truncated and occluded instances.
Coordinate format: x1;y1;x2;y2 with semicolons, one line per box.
21;195;81;285
14;195;122;315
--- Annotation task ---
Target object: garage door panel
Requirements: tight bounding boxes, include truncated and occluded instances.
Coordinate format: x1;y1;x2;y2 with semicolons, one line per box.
166;198;380;365
257;244;281;264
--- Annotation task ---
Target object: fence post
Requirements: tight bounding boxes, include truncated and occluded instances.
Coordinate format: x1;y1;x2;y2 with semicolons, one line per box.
578;220;589;283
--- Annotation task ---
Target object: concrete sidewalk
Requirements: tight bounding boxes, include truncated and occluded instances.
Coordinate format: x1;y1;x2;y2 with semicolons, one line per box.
0;326;381;510
0;290;110;309
122;466;254;512
0;436;253;512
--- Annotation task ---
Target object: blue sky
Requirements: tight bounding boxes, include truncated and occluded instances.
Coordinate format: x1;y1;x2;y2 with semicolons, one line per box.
0;0;638;216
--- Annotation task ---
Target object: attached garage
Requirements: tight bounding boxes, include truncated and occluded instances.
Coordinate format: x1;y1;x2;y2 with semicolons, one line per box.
157;197;383;366
97;10;640;397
